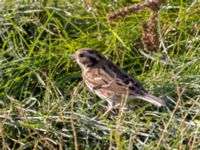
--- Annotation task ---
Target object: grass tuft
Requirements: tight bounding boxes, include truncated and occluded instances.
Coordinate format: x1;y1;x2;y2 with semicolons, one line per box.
0;0;200;149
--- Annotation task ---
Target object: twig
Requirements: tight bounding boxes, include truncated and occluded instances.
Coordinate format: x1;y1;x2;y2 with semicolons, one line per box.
70;81;83;150
108;0;166;52
156;71;185;148
108;0;166;21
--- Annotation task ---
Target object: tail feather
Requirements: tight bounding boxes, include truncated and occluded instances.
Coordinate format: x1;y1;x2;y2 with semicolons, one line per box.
136;94;166;107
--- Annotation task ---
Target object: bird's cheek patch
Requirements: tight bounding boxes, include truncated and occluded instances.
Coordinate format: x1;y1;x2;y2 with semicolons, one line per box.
90;57;98;64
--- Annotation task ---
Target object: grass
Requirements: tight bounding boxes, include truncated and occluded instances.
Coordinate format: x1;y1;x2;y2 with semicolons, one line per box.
0;0;200;149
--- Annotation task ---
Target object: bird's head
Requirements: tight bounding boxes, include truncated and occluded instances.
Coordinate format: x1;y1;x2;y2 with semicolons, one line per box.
72;48;104;70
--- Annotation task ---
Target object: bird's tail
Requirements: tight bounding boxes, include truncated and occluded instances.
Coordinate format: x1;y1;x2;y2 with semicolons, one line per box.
136;93;166;107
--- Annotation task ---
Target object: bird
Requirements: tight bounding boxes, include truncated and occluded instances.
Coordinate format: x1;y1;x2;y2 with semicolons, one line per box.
72;48;166;115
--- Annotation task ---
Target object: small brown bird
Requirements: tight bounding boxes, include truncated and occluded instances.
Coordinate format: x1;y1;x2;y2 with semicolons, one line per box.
72;48;166;113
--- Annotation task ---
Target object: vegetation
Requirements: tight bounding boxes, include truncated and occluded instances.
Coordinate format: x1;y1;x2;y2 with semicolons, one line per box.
0;0;199;149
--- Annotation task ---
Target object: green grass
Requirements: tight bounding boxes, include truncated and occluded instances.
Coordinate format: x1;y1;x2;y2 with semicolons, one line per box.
0;0;200;149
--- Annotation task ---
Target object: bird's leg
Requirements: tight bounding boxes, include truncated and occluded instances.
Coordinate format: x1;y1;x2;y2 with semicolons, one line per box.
112;103;121;109
101;104;113;118
99;103;121;119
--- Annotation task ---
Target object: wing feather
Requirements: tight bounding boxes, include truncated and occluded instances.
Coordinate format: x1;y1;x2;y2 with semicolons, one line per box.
84;60;147;96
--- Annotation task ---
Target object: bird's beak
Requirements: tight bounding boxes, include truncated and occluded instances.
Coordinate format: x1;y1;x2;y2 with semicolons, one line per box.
70;54;76;59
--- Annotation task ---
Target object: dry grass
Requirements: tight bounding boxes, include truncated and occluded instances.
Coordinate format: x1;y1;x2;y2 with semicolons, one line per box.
0;0;200;149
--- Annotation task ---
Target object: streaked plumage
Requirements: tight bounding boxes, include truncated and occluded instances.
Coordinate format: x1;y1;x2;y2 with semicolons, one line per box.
73;48;166;108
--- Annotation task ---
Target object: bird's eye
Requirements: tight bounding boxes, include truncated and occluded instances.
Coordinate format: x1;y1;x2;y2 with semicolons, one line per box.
79;54;84;57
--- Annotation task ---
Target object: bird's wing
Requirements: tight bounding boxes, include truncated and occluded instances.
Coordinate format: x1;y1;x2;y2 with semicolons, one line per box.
85;60;147;95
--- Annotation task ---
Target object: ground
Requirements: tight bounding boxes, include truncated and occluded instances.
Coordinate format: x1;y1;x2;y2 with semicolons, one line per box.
0;0;200;149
